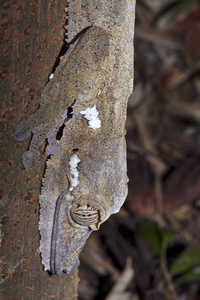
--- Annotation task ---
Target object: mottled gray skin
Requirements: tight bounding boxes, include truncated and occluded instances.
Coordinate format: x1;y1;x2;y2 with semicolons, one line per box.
42;124;128;275
14;0;135;276
14;26;109;169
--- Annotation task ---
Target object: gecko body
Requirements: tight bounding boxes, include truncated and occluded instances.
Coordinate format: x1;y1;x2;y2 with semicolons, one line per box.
14;0;135;275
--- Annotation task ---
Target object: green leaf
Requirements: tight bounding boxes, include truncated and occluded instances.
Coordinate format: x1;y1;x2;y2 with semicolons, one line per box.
175;266;200;284
138;219;177;260
160;227;177;260
170;245;200;276
138;219;162;256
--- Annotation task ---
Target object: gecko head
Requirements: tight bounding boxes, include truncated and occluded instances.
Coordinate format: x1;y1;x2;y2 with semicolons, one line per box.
69;198;106;230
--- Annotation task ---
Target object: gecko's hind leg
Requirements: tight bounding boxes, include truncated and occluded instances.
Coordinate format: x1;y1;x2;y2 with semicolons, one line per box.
14;109;43;142
14;118;32;142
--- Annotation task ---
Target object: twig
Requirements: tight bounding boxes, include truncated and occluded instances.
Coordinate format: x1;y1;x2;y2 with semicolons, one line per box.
166;61;200;90
133;109;167;219
166;100;200;123
135;26;182;50
155;173;163;218
161;260;179;300
105;258;134;300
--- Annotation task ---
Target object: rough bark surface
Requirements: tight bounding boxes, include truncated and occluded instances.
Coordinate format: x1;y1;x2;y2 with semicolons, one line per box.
0;0;78;299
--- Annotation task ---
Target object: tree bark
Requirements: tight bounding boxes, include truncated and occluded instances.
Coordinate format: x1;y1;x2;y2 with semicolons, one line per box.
0;0;78;299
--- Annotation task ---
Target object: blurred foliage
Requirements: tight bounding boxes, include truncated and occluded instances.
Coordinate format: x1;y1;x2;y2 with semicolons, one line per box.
170;245;200;275
175;266;200;285
138;219;200;285
138;219;177;260
154;0;200;23
170;245;200;284
136;0;154;16
137;0;200;24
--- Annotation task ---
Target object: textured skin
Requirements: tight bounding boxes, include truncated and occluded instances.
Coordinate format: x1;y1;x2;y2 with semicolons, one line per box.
39;125;128;275
14;26;109;169
14;0;135;275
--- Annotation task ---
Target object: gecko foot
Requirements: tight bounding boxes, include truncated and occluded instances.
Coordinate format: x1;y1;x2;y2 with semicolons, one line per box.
14;119;31;142
45;143;59;157
22;150;40;170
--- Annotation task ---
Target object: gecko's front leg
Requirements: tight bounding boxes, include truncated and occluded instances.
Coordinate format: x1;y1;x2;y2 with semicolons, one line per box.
14;26;109;169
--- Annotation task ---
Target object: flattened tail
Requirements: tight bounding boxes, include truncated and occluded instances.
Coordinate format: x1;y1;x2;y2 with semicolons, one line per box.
14;118;31;142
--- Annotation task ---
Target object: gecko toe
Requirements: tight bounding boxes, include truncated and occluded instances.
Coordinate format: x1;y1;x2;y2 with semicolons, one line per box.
45;143;59;156
14;119;31;142
22;151;40;169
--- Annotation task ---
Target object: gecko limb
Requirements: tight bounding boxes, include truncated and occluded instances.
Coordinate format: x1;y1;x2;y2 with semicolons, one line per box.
14;26;109;170
21;128;48;169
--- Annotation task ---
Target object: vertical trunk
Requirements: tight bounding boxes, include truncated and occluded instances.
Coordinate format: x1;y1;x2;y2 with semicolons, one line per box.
0;1;78;299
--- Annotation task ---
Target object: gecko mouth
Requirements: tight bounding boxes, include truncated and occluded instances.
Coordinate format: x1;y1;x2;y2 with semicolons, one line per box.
69;198;107;230
70;204;99;226
50;192;65;275
49;191;92;276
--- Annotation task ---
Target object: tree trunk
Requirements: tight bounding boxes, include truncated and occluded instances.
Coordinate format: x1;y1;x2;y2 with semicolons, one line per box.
0;0;78;299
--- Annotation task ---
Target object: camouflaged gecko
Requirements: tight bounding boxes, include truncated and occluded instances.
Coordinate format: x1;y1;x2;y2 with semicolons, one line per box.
14;26;109;169
14;0;135;275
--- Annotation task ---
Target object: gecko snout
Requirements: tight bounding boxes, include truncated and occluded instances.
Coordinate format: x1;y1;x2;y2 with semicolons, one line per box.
70;204;99;227
69;200;106;230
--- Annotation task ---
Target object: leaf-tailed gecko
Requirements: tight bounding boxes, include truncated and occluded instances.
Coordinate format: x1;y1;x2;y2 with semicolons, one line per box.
14;0;135;276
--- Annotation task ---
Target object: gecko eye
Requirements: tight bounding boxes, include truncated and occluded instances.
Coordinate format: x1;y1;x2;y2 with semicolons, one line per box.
70;205;99;226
